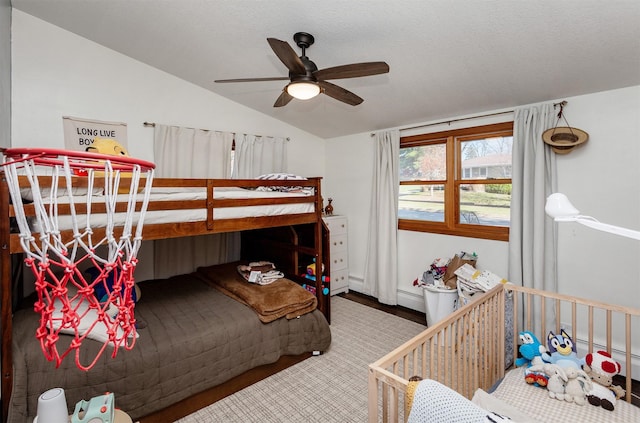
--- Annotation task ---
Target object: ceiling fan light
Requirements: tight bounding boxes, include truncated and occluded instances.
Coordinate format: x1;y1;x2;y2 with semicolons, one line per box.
286;82;320;100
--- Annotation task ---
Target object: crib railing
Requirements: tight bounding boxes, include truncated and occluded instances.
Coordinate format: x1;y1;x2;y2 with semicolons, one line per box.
368;283;640;423
507;284;640;405
368;284;505;423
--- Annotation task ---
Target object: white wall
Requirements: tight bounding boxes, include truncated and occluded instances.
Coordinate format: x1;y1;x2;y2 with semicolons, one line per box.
326;86;640;316
11;10;326;281
11;9;640;320
0;0;10;149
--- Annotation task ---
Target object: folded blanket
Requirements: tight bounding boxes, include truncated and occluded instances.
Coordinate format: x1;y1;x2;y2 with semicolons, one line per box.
196;262;317;323
237;261;284;285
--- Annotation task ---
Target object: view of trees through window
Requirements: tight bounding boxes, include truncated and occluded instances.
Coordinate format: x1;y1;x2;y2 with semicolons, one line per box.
399;122;513;241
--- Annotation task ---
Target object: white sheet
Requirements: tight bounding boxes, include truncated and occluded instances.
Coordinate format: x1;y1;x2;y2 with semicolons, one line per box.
27;186;315;231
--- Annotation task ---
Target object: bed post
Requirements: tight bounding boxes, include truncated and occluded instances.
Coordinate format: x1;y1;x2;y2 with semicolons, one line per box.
314;178;328;321
1;174;13;422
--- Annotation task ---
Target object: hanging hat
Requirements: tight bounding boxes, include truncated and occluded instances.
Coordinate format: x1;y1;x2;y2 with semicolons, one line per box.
542;126;588;154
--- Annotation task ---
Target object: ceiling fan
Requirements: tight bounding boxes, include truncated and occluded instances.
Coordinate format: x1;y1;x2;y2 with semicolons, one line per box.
214;32;390;107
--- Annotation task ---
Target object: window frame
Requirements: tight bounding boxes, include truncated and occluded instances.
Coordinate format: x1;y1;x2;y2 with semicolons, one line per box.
398;122;513;241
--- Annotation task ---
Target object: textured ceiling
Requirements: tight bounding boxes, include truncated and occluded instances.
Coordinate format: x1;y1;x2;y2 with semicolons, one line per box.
11;0;640;139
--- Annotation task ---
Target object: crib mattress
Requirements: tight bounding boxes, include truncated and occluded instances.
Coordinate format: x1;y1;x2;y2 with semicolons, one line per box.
8;270;331;422
491;367;640;422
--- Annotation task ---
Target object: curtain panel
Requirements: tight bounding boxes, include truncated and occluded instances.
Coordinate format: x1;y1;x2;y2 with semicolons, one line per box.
509;104;558;334
232;134;287;178
363;130;400;305
152;124;236;279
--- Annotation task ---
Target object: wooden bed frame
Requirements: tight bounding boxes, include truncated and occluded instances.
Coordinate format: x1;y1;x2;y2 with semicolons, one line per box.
368;284;640;422
0;174;330;422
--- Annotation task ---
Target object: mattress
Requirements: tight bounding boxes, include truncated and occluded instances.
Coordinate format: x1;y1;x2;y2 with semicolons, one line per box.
8;268;331;422
489;367;640;422
26;186;315;231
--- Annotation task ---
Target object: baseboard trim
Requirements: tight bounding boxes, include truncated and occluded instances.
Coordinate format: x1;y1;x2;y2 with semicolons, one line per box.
349;275;425;312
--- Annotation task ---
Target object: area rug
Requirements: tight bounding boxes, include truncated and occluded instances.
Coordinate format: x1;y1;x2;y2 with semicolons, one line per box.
176;295;426;422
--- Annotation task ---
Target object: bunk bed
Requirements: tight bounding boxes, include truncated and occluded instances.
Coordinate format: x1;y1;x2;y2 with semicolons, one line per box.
369;284;640;422
1;173;333;422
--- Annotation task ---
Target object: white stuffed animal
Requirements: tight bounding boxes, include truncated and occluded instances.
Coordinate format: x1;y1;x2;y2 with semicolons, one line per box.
563;366;592;405
529;363;591;405
529;364;567;401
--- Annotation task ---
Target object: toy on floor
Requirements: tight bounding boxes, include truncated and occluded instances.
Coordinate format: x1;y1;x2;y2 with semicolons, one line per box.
541;329;585;369
584;350;626;411
515;331;548;387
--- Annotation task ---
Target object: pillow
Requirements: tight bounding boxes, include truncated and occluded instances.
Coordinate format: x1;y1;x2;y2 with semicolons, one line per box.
256;173;309;193
257;173;307;181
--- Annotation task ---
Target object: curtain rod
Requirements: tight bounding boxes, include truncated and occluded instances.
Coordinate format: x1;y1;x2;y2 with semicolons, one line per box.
371;110;515;137
143;122;289;141
371;100;568;137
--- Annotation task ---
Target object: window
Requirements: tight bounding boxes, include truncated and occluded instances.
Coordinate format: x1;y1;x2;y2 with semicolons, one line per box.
398;122;513;241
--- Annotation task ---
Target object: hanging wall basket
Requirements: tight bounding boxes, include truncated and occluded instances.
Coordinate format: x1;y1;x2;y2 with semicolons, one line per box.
542;101;589;154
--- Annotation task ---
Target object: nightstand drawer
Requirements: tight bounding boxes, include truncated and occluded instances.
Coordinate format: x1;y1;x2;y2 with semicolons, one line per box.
331;268;349;295
330;249;348;271
330;233;347;252
323;216;347;235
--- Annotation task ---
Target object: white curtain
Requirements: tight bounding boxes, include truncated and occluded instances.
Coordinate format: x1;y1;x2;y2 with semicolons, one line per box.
508;103;558;292
363;130;400;305
232;134;287;178
152;124;237;279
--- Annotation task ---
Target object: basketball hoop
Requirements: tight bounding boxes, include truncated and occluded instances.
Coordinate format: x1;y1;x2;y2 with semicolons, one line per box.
1;148;155;371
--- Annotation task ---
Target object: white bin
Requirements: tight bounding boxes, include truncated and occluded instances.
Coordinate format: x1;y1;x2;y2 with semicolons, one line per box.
422;284;459;327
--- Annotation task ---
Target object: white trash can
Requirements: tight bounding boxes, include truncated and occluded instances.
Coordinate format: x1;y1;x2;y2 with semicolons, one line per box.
422;285;459;327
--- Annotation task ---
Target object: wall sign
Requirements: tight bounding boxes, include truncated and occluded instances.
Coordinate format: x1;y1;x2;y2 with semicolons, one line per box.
63;116;128;152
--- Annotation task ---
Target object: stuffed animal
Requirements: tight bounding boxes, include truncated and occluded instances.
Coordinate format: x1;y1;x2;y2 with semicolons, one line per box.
563;366;592;405
541;329;585;369
81;137;134;192
86;137;130;157
530;364;567;401
529;363;591;404
583;350;626;411
516;331;548;387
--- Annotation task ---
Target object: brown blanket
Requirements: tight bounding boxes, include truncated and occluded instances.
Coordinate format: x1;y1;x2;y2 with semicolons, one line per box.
196;262;317;323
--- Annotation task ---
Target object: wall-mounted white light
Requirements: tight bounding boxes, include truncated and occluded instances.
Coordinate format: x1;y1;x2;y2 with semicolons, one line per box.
286;82;320;100
545;193;640;241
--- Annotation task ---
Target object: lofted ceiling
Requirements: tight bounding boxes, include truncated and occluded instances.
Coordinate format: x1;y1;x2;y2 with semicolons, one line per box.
11;0;640;139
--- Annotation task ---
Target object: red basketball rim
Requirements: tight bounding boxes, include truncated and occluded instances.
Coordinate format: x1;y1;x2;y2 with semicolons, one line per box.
1;147;156;172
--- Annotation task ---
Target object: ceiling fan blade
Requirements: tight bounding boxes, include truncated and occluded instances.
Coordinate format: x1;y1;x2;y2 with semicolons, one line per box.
267;38;306;75
318;81;363;106
215;76;289;83
274;91;294;107
314;62;389;81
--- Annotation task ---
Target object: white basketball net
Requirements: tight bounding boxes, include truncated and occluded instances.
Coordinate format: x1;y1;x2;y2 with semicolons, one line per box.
2;150;155;370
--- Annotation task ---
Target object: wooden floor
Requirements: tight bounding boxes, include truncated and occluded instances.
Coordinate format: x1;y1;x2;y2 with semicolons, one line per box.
338;290;640;407
338;290;427;326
